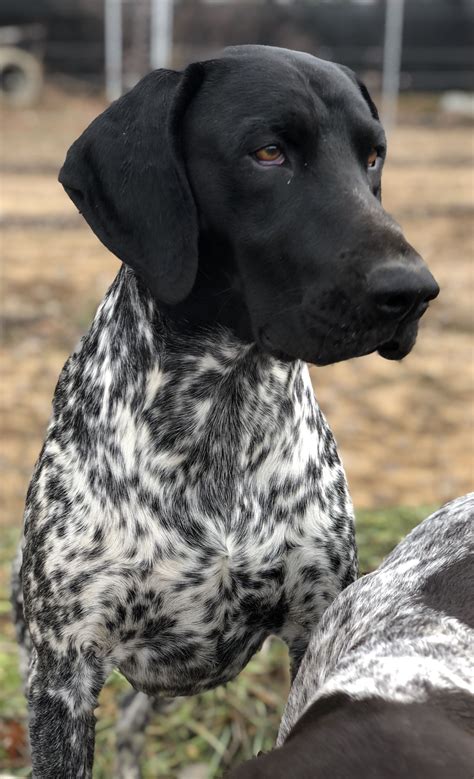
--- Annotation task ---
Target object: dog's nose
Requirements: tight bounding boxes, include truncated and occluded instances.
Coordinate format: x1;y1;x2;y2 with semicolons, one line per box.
369;264;439;320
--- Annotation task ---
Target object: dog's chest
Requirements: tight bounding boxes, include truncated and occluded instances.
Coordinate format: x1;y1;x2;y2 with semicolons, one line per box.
98;396;352;695
23;271;356;696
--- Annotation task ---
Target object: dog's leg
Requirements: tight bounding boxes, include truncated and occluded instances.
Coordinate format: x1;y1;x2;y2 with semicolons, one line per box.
288;635;310;684
11;551;33;764
28;646;109;779
116;690;168;779
11;549;32;692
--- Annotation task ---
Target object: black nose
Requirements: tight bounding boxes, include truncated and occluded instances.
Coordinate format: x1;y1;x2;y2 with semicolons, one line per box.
369;264;440;320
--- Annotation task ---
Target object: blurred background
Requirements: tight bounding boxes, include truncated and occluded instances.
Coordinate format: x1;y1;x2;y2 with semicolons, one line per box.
1;1;473;776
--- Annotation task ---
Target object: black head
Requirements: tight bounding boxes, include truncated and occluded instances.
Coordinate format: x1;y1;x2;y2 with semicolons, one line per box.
59;45;439;365
225;694;474;779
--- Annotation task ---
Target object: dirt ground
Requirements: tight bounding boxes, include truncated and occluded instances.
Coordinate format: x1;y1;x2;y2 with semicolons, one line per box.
1;88;473;531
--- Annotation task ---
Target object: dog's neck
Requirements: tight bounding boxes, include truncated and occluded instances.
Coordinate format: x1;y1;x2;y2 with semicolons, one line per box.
159;234;254;342
69;265;319;448
59;266;348;513
83;263;299;396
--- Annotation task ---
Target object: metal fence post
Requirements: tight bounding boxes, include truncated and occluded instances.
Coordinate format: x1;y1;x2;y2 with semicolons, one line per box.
150;0;174;71
382;0;405;131
105;0;123;101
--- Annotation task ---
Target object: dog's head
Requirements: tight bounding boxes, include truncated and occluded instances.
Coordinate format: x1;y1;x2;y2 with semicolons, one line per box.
60;45;438;365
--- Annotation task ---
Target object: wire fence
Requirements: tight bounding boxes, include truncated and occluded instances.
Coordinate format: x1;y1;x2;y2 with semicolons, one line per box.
1;1;472;112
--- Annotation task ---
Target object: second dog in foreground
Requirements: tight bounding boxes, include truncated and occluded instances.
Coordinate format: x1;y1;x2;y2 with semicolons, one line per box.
228;494;474;778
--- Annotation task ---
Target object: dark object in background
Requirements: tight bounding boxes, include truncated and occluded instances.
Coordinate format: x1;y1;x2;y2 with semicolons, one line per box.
0;0;103;86
0;0;473;92
178;0;474;91
0;44;43;106
0;23;45;106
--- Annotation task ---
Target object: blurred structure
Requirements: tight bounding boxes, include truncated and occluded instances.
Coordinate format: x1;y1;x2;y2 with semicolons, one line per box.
381;0;405;129
0;25;44;107
0;0;473;106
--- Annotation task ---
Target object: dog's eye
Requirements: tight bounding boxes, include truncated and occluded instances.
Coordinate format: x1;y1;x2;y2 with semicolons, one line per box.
254;145;285;166
368;147;378;168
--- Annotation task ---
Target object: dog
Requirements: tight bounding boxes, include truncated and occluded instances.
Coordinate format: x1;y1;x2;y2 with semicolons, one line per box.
12;45;439;777
227;494;474;778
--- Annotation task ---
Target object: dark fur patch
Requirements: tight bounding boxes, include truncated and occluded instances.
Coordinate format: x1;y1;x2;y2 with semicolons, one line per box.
420;554;474;630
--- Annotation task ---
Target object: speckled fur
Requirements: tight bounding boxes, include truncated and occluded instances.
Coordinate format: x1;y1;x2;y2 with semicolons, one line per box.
278;493;474;745
12;266;356;778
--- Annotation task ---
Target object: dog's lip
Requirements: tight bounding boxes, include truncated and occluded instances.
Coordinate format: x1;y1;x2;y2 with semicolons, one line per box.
258;327;380;365
258;321;391;364
377;340;404;359
258;310;421;364
377;319;418;360
403;299;430;323
377;331;415;360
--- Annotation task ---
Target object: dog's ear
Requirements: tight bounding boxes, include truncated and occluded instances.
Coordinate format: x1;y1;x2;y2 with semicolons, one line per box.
59;64;205;305
337;64;383;201
337;64;380;121
354;77;379;122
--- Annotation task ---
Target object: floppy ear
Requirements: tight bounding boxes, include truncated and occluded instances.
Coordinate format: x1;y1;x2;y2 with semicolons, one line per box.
59;64;205;305
337;64;380;121
337;64;383;201
354;77;379;122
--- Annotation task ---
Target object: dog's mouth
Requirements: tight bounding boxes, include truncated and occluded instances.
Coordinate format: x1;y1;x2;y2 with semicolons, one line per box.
258;314;422;365
377;320;419;361
377;339;409;360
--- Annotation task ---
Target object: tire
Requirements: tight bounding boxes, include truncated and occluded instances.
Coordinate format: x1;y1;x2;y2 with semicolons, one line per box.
0;46;43;107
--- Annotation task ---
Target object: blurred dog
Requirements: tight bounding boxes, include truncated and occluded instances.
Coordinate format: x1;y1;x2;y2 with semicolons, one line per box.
228;494;474;778
13;45;438;777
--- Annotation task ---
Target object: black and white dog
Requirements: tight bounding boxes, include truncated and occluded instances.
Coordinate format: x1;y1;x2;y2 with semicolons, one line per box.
228;494;474;778
12;46;439;777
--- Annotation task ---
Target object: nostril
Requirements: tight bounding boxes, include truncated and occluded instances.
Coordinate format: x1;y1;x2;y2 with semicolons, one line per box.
374;291;416;318
369;265;440;321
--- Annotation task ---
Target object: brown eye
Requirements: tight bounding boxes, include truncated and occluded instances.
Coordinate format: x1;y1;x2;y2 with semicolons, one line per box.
254;145;285;165
368;147;378;168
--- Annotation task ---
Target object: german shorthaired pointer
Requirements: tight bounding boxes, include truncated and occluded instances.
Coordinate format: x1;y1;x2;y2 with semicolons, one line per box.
228;494;474;778
12;45;439;777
